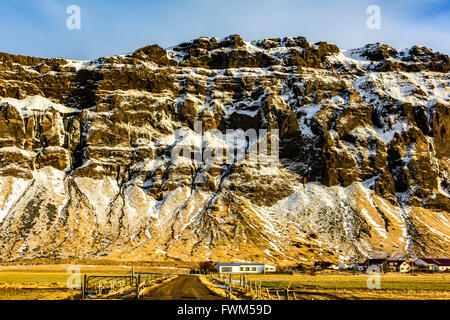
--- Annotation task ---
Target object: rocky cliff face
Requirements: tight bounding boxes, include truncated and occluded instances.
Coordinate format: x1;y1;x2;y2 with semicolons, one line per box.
0;35;448;265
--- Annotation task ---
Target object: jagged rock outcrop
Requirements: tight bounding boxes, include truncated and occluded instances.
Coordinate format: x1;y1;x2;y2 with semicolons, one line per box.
0;35;448;265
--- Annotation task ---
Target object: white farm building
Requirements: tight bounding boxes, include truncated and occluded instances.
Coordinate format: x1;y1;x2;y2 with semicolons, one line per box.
414;258;450;272
215;263;276;274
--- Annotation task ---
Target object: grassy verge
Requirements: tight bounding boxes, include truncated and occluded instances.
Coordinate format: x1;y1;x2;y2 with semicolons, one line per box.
0;264;175;300
234;273;450;300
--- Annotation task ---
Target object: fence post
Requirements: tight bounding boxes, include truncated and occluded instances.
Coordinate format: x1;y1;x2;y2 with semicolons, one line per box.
83;274;87;299
293;291;297;300
285;289;289;300
136;275;140;299
276;290;280;300
228;274;232;300
266;288;270;300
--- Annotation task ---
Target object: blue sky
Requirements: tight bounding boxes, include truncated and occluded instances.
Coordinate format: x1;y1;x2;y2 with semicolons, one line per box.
1;0;449;60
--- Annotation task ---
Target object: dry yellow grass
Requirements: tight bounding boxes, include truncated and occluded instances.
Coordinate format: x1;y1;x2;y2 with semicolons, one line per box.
0;263;188;300
0;264;168;300
199;275;241;300
0;264;132;274
0;282;75;300
241;272;450;300
138;275;178;297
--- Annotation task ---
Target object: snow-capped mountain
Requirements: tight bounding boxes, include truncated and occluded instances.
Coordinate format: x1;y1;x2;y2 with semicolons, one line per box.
0;35;448;264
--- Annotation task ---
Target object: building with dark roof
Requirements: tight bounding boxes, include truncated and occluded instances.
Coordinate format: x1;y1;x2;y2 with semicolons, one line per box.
313;261;333;269
215;262;275;274
414;258;450;271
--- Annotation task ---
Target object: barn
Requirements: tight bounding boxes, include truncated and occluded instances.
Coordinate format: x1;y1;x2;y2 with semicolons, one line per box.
385;260;405;272
362;258;387;272
215;263;276;274
414;258;450;272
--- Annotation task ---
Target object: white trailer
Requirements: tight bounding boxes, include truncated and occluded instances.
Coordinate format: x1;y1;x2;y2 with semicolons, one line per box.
216;263;276;274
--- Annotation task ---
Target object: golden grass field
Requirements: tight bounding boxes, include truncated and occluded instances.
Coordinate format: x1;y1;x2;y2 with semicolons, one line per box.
242;272;450;300
0;264;188;300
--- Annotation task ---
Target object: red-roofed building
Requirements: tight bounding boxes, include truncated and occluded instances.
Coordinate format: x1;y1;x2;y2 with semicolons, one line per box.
414;258;450;272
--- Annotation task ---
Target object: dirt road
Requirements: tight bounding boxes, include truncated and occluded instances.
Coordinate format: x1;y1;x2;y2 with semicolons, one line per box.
141;275;226;300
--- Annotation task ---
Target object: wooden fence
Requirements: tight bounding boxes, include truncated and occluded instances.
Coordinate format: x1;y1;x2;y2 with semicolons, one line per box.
82;272;171;299
209;273;299;300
